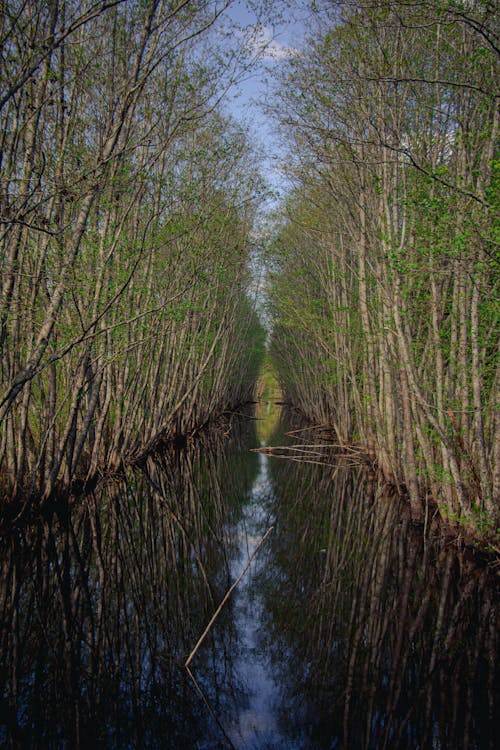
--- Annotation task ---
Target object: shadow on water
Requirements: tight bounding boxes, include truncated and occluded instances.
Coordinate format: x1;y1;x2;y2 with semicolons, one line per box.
0;409;498;749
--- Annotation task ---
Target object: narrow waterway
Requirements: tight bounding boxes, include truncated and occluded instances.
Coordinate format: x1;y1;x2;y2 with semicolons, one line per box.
0;408;498;749
224;449;280;749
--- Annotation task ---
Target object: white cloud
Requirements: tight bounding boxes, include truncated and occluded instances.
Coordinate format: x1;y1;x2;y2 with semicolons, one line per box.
245;25;298;61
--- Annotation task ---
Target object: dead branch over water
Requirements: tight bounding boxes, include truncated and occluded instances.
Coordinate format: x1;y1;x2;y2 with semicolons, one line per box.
185;525;274;669
184;525;273;747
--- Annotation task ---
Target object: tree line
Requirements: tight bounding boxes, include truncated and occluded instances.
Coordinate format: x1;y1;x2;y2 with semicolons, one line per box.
0;0;265;502
268;0;499;529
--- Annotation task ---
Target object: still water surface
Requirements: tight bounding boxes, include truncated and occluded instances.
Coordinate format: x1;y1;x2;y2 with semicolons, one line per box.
0;411;498;748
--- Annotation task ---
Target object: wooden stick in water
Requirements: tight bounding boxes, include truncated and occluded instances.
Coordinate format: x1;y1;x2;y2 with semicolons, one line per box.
185;525;274;668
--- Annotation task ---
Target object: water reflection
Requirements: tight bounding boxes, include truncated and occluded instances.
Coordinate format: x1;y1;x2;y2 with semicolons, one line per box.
0;420;260;749
0;414;498;749
224;451;280;749
262;432;499;749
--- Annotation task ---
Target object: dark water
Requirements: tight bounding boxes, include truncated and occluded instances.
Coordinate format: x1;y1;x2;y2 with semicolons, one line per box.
0;413;498;749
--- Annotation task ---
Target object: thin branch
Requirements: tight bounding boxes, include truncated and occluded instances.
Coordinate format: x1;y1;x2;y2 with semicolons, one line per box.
185;526;274;668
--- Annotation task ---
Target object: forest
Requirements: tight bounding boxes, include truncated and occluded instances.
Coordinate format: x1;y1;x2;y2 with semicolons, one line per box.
268;0;499;535
0;0;265;502
0;0;499;541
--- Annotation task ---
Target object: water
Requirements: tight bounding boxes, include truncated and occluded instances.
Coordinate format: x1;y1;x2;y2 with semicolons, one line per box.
0;411;498;749
224;451;282;750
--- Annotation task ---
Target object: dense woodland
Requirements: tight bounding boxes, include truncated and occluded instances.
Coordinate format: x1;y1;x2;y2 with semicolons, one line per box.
0;1;264;501
0;1;498;540
0;4;498;745
268;0;499;531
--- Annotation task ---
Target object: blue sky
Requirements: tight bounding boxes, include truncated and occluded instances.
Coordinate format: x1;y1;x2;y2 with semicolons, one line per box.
211;2;313;318
219;1;311;203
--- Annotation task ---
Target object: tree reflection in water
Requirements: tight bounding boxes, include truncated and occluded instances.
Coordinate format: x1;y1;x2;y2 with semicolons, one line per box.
0;415;498;749
0;420;259;749
263;436;499;750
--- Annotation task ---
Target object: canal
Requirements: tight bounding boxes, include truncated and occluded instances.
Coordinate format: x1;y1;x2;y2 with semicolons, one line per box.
0;407;498;748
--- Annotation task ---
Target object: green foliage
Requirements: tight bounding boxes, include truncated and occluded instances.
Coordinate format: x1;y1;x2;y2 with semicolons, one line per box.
0;0;267;499
266;0;499;528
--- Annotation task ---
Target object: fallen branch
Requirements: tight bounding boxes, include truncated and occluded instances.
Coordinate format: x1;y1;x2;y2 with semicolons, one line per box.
252;451;362;469
285;424;331;436
185;525;274;669
250;444;368;466
184;526;274;746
